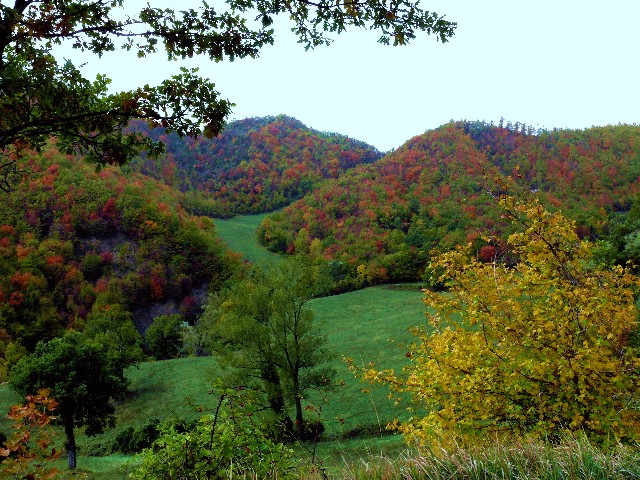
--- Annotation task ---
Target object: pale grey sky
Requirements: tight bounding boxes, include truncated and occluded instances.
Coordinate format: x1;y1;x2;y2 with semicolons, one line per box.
59;1;640;151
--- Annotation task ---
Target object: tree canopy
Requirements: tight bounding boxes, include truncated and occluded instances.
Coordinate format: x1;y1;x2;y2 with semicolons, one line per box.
207;258;334;440
355;197;640;447
0;0;456;191
258;123;640;286
9;332;129;469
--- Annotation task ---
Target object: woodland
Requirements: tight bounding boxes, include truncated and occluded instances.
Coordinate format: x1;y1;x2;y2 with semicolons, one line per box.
0;0;639;479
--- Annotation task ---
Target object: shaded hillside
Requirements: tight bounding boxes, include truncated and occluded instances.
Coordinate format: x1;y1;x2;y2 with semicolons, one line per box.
0;142;239;376
128;115;383;216
257;121;640;288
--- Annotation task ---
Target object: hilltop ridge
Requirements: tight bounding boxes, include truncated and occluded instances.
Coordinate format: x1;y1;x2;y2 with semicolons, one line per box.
128;115;383;216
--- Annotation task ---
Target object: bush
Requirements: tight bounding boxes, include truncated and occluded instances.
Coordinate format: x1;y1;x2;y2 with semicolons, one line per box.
112;418;160;453
82;253;103;280
130;393;299;480
357;198;640;447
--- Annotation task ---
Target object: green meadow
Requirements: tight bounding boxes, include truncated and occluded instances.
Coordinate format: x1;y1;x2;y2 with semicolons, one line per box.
214;212;285;265
214;213;427;434
6;214;635;478
0;283;426;477
2;215;639;480
0;212;430;477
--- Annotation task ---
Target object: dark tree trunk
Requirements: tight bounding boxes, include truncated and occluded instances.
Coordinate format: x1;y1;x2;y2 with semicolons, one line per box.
264;364;285;413
292;373;305;440
263;363;293;438
63;415;76;470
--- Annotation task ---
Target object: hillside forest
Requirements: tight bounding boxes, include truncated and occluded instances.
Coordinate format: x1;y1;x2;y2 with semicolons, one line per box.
258;121;640;288
1;116;640;478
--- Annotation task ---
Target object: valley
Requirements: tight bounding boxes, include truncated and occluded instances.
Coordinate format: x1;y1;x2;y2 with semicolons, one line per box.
1;117;639;478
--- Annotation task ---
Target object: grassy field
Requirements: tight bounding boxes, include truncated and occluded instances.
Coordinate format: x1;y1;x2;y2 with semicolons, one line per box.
212;213;424;434
214;211;285;265
0;282;425;477
308;284;424;436
0;212;430;477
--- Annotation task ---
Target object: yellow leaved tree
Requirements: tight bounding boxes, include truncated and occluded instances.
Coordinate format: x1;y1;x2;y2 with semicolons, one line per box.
357;197;639;447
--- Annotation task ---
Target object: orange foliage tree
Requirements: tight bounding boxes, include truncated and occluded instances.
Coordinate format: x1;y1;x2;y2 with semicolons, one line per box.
0;389;67;479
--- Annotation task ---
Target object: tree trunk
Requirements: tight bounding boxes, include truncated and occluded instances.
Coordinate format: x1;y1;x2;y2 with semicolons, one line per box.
264;364;285;413
292;373;305;440
63;415;76;470
263;364;293;439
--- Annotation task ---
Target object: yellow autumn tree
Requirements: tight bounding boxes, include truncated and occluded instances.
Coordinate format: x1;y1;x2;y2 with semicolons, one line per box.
358;197;640;447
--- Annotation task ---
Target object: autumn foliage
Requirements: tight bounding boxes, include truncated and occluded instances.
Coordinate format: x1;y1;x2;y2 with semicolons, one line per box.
0;143;237;377
260;122;640;286
0;389;64;479
129;116;382;216
356;198;640;447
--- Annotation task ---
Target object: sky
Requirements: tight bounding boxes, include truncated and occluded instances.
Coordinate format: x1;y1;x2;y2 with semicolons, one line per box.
58;1;640;152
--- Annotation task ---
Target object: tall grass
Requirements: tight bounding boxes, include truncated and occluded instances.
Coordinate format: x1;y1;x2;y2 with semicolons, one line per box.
331;437;640;480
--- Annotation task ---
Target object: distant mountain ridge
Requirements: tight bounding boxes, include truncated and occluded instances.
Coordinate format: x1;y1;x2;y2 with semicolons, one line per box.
257;121;640;287
129;115;383;216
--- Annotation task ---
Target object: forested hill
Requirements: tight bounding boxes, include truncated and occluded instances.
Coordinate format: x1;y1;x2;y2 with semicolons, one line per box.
257;121;640;288
128;115;383;216
0;142;239;378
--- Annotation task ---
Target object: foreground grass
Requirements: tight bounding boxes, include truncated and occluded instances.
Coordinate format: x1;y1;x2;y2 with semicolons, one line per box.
48;437;640;479
330;438;640;480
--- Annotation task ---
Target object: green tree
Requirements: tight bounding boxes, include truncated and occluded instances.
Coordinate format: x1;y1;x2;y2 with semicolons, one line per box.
83;304;145;369
596;193;640;269
356;198;640;447
208;258;334;440
9;332;128;469
145;314;184;360
0;0;456;191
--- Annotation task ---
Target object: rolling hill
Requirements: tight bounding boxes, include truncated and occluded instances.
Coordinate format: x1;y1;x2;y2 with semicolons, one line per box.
128;115;383;216
0;141;239;378
257;121;640;287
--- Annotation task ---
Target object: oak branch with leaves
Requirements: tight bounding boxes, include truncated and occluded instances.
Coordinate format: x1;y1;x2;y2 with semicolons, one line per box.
0;0;456;191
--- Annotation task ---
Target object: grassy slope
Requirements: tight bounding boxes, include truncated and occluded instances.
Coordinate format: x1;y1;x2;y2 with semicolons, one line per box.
214;213;424;432
0;283;424;469
0;284;425;475
214;212;285;265
309;284;423;435
4;215;638;479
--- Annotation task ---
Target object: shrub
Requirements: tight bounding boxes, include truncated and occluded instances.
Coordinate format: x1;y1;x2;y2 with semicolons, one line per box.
130;393;299;480
112;418;160;453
